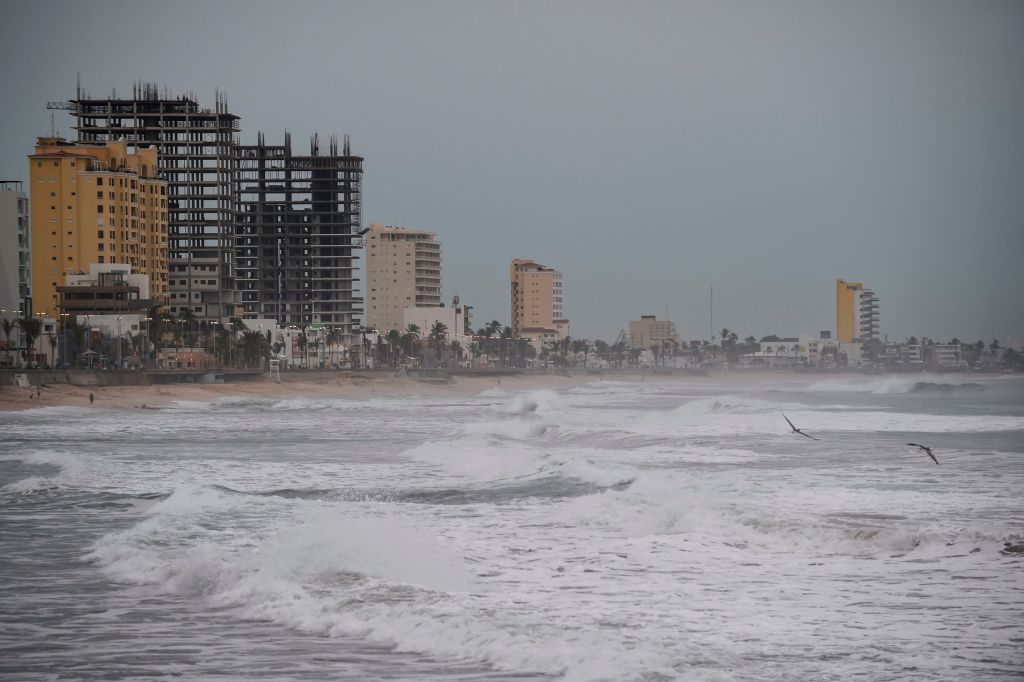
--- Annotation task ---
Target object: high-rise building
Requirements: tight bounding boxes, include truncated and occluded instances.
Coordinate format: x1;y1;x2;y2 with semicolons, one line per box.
28;137;168;318
0;180;30;315
364;223;441;333
67;83;240;320
836;278;879;344
510;258;568;341
235;133;363;335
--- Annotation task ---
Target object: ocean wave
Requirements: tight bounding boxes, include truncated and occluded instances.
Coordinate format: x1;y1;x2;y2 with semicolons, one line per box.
86;503;679;680
803;374;993;395
555;473;1016;557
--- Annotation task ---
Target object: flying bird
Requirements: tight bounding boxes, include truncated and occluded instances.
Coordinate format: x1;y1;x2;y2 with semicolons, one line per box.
907;443;939;465
783;413;818;440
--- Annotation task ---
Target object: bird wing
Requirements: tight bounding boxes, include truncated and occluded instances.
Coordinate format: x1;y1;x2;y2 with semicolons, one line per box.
927;451;939;465
800;431;819;441
783;414;797;431
907;443;923;449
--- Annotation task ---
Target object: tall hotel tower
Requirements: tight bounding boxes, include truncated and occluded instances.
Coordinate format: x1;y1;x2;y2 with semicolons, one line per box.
836;278;879;344
510;258;568;341
364;224;441;333
28;137;168;317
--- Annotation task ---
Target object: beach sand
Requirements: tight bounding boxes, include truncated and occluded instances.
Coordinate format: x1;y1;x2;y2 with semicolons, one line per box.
0;371;612;412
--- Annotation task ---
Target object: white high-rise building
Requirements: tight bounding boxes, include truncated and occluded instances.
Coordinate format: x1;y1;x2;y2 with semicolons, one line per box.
0;180;30;315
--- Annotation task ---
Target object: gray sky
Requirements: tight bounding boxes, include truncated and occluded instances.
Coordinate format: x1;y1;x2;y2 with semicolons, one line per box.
2;0;1022;343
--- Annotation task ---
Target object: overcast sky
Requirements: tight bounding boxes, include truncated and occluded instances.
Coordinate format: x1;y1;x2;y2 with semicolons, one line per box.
2;0;1022;342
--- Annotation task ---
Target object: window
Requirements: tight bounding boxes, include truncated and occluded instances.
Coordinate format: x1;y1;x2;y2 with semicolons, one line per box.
98;256;104;263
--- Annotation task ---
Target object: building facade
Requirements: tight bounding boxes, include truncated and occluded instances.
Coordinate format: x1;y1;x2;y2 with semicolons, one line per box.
629;315;679;350
68;83;240;320
58;263;154;317
836;278;879;344
365;223;441;333
235;133;363;336
510;258;568;341
0;181;30;315
28;137;168;318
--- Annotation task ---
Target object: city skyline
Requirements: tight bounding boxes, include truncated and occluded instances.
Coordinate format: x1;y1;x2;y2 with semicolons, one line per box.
1;1;1022;342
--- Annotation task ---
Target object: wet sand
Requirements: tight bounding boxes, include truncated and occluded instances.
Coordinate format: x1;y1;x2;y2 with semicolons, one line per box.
0;372;607;412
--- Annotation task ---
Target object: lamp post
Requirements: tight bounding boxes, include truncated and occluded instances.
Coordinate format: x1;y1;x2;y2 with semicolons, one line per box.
210;320;219;368
142;316;152;369
60;313;69;368
115;315;123;370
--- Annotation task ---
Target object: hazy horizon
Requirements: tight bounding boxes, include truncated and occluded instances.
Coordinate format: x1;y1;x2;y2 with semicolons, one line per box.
2;1;1022;343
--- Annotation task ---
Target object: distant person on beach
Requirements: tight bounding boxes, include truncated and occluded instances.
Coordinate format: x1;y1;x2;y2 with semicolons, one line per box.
89;393;95;404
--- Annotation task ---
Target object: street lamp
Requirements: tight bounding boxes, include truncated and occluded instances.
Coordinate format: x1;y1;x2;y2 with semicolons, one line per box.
142;316;152;369
116;315;123;370
210;320;219;368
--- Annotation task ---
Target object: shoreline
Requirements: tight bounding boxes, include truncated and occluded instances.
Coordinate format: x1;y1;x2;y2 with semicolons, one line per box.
0;371;608;412
1;368;1012;413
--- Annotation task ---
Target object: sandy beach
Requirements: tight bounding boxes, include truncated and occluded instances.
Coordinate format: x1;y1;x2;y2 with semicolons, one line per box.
0;371;611;412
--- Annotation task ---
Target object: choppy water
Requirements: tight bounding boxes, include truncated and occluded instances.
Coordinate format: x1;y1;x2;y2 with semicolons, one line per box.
2;374;1023;681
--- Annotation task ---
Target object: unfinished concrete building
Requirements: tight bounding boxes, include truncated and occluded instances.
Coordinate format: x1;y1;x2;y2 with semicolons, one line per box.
66;82;240;320
236;132;363;336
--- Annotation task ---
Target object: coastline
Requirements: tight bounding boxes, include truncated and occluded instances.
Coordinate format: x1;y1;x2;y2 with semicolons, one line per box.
1;368;1012;412
0;371;607;412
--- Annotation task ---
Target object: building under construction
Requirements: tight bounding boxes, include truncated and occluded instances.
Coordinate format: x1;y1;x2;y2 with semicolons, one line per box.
65;82;240;320
236;132;363;335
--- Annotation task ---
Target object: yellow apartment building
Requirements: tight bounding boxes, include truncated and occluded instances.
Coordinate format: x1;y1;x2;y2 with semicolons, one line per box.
29;137;168;317
364;224;442;333
510;258;568;341
836;278;879;344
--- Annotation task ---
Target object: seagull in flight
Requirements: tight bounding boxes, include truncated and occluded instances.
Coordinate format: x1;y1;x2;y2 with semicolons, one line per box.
783;413;818;440
907;443;939;465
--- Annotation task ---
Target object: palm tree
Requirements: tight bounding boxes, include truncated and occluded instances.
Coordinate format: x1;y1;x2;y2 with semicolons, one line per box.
47;334;58;367
178;308;197;346
403;323;421;363
486;320;502;338
326;327;344;367
386;329;402;368
297;329;308;368
239;329;269;368
309;338;323;368
450;340;462;366
570;338;588;368
540;340;558;369
16;316;42;366
429;321;448;366
1;317;15;365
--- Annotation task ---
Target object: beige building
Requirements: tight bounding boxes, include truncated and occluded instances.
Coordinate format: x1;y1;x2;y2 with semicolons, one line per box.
510;258;568;341
629;315;679;349
28;136;168;318
364;224;442;332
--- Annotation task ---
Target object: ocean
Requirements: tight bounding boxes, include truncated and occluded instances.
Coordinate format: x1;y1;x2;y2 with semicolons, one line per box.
2;373;1022;681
